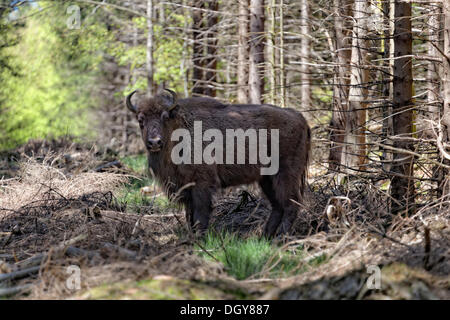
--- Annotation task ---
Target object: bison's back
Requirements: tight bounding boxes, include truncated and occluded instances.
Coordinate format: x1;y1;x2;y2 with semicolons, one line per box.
174;101;310;188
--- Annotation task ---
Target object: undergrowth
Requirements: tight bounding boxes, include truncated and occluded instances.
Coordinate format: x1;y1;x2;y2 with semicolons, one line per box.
116;154;176;213
195;231;326;280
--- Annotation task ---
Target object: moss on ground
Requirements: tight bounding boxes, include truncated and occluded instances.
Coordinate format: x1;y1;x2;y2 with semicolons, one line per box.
80;277;246;300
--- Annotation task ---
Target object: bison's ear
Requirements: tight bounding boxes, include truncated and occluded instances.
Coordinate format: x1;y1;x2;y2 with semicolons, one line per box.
125;90;138;113
158;89;178;112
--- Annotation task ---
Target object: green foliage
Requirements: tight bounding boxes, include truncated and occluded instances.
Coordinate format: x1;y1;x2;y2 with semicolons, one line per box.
0;1;192;151
0;3;100;150
196;232;310;280
312;87;333;105
118;14;190;95
0;2;21;139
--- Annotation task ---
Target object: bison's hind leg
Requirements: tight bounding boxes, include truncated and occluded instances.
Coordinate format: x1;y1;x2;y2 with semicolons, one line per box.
260;176;284;237
260;170;301;237
274;171;302;235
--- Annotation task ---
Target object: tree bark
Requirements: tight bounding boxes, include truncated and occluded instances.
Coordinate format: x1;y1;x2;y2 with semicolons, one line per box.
381;0;394;173
146;0;154;96
441;1;450;195
279;0;286;108
158;1;165;26
237;0;249;103
192;1;205;96
391;0;415;215
299;0;309;110
180;0;189;97
204;0;218;97
328;0;353;170
427;4;440;110
248;0;265;104
267;0;276;105
343;0;369;171
443;1;450;140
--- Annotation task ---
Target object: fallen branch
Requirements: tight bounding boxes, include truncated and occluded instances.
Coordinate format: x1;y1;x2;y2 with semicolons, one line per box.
0;284;33;297
101;243;137;260
17;234;88;269
0;265;40;282
93;160;122;172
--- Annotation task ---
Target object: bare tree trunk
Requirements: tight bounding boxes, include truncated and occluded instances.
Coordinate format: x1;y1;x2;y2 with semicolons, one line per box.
192;0;205;96
428;4;440;109
443;2;450;140
249;0;265;104
441;1;450;195
391;0;415;215
328;0;353;170
159;1;165;25
343;0;369;171
267;0;276;105
237;0;249;103
225;45;232;100
204;0;218;97
146;0;154;96
381;0;394;173
299;0;309;110
180;0;189;97
279;0;286;108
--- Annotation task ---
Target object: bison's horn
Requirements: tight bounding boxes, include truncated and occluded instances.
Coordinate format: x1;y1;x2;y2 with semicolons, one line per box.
164;89;178;111
126;90;138;113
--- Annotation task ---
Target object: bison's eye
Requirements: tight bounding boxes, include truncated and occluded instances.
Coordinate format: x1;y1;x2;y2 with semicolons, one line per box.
161;111;169;123
137;116;144;129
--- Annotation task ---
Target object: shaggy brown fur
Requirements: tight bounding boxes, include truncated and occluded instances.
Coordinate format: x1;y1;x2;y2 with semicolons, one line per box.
126;90;311;237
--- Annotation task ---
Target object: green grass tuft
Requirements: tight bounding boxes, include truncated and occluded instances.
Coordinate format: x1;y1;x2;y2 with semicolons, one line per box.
196;231;312;280
121;154;148;175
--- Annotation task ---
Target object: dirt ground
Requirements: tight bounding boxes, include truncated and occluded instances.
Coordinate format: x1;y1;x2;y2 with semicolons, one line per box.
0;139;448;299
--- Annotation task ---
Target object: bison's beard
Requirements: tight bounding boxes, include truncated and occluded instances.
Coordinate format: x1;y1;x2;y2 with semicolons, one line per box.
147;147;161;153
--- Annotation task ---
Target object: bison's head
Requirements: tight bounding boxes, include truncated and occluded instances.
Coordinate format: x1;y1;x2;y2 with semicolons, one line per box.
125;89;178;153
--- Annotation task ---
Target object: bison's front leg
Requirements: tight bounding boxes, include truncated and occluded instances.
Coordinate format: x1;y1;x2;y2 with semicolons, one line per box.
187;187;214;234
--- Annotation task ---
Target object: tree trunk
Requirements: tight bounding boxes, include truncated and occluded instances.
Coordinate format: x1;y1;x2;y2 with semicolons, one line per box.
146;0;154;96
267;0;276;105
158;1;165;26
180;0;189;97
342;0;369;171
381;0;394;173
248;0;265;104
428;4;440;110
328;0;353;170
299;0;309;110
279;0;286;107
192;1;205;96
391;0;415;215
204;0;218;97
441;1;450;195
237;0;249;103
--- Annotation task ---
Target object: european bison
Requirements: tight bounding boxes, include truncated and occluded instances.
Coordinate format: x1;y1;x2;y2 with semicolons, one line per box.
125;89;310;237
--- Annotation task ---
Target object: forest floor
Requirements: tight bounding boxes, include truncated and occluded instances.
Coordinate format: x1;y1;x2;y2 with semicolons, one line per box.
0;139;448;300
